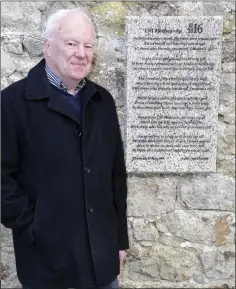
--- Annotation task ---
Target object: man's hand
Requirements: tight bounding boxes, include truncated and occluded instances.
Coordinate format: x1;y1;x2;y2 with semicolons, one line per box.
119;250;127;269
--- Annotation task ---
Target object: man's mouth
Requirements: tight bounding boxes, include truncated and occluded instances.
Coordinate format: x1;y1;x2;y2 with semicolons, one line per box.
71;63;85;66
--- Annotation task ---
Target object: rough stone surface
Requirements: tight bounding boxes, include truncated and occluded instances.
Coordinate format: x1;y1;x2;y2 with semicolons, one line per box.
214;215;233;246
158;233;184;248
218;121;235;155
94;65;126;108
127;177;177;217
174;2;204;16
132;218;159;241
125;244;203;282
222;41;235;63
218;86;235;144
219;73;235;109
221;62;235;73
223;14;235;42
1;50;16;77
158;210;215;245
198;244;235;280
23;36;43;56
10;55;42;77
178;174;235;211
202;2;235;16
3;42;24;55
1;2;235;288
156;210;235;249
216;154;235;178
1;2;43;36
1;225;14;247
89;2;127;35
1;227;20;288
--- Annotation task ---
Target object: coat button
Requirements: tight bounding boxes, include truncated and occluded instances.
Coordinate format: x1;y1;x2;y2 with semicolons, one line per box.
88;206;94;213
74;130;82;137
84;167;90;174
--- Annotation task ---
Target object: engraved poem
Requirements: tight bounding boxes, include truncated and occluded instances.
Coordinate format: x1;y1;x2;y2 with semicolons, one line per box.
126;17;223;172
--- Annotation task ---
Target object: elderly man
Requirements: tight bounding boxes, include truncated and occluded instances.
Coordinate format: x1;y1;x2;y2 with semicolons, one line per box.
1;9;128;289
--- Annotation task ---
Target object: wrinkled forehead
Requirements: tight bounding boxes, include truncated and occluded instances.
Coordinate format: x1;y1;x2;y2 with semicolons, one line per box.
54;13;95;43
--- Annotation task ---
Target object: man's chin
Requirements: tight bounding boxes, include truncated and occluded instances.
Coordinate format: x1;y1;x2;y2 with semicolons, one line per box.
70;67;90;80
70;74;87;82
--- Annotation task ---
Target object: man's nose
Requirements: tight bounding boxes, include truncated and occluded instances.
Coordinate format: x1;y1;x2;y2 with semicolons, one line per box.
74;44;85;58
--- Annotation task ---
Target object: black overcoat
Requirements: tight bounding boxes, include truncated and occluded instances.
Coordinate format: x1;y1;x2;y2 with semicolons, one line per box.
1;59;129;288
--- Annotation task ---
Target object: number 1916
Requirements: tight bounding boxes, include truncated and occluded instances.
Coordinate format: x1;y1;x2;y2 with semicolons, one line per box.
188;23;203;33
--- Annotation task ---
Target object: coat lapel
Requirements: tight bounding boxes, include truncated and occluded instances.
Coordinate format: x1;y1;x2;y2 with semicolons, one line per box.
48;92;81;126
80;79;97;110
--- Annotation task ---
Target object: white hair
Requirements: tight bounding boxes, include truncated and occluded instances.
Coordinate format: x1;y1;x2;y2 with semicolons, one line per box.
43;8;93;40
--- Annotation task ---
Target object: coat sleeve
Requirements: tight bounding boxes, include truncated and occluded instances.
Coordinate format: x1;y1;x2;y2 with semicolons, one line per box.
111;101;129;250
1;95;35;244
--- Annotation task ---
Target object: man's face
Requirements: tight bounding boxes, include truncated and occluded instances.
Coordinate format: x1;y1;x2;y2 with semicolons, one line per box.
44;13;95;83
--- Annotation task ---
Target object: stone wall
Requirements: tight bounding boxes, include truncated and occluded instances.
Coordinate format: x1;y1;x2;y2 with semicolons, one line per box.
1;2;235;288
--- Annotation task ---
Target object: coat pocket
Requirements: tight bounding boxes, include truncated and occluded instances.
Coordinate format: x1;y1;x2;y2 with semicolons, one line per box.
32;198;67;255
32;197;56;251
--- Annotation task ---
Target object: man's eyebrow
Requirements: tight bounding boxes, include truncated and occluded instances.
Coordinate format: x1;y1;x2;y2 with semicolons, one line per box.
63;38;93;43
63;38;77;42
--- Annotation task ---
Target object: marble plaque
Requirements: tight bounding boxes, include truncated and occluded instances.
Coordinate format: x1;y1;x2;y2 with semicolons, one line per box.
126;16;223;173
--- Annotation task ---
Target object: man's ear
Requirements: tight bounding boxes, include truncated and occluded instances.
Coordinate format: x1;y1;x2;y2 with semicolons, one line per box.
43;40;52;57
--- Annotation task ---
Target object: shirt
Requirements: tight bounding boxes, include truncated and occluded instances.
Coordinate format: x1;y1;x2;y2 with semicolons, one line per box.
45;64;86;121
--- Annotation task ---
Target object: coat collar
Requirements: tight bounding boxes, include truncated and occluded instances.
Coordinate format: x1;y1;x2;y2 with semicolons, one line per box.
25;59;100;126
25;59;98;101
25;59;51;100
